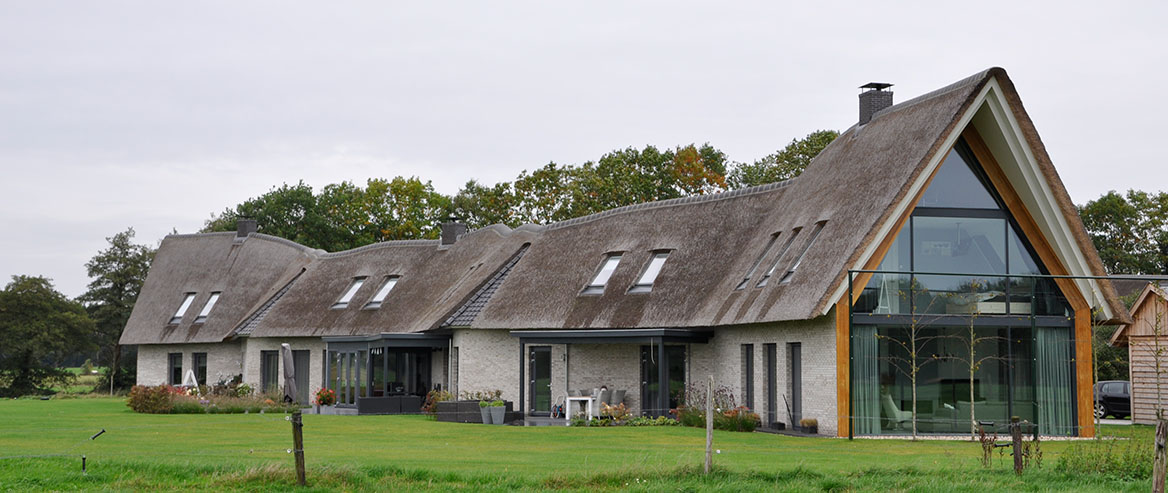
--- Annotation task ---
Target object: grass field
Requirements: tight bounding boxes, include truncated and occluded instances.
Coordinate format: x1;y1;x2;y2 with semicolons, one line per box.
0;397;1155;491
53;367;105;395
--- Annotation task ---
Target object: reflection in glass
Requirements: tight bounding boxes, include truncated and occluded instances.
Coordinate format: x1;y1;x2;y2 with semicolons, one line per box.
917;148;999;209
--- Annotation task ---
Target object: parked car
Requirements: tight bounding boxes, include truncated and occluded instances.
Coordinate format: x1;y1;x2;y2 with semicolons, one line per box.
1093;380;1131;419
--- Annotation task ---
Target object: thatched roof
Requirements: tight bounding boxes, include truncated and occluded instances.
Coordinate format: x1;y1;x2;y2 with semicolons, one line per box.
122;67;1126;344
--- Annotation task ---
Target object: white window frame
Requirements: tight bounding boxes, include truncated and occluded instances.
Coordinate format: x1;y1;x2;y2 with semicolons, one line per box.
193;292;221;323
169;292;196;324
332;277;367;308
363;276;400;309
582;254;622;295
629;251;670;293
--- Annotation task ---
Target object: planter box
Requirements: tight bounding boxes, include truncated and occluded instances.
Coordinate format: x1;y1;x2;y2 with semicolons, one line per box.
434;400;514;424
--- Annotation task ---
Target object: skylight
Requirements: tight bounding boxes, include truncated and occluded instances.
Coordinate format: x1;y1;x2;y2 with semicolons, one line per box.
736;233;780;290
582;254;622;295
194;292;220;323
364;276;400;309
332;277;367;308
170;292;196;324
757;229;802;287
779;221;826;284
629;252;670;293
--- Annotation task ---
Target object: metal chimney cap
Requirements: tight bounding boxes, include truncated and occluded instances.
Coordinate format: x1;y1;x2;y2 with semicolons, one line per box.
860;82;893;91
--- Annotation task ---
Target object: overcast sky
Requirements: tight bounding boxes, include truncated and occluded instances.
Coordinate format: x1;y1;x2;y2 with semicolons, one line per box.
1;1;1165;298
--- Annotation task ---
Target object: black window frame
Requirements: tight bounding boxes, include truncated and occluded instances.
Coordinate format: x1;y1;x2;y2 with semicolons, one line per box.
168;353;183;386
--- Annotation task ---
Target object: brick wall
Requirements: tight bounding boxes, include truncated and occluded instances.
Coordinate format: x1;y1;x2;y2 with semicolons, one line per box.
135;342;243;387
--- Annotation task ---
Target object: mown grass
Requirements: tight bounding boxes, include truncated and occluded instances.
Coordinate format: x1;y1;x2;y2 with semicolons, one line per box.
0;398;1155;491
53;367;106;394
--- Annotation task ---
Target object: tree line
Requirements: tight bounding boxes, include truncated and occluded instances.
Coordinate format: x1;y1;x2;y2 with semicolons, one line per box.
203;132;840;251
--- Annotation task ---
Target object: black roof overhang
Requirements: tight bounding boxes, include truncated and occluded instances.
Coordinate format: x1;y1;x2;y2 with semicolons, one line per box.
323;332;451;352
509;328;713;345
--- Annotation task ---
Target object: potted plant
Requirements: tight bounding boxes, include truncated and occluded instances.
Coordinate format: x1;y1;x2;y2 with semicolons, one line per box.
479;399;491;424
489;399;506;425
799;418;818;435
314;388;336;413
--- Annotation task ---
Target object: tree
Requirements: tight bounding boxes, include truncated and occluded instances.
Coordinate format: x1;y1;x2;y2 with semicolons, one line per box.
450;180;518;229
727;130;839;188
1079;190;1168;275
204;181;323;247
0;276;96;397
78;228;155;393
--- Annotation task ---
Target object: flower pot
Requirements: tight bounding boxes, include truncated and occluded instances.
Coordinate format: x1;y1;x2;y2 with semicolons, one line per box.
480;406;491;424
490;406;505;425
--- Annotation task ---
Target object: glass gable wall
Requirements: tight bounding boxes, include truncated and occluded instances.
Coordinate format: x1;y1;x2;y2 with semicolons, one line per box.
851;138;1076;436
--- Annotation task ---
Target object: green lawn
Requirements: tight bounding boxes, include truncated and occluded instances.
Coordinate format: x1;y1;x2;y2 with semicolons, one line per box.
0;398;1154;491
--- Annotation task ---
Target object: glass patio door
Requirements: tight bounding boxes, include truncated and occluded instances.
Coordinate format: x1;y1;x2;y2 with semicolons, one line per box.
529;347;551;415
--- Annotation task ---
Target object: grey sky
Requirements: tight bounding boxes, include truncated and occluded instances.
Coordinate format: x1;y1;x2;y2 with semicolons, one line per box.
1;1;1165;298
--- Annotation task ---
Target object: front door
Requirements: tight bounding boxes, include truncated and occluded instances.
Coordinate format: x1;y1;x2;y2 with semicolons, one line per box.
293;350;310;405
789;342;802;426
529;346;551;415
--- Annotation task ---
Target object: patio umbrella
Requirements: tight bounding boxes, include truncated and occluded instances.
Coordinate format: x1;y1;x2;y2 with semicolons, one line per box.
281;343;297;404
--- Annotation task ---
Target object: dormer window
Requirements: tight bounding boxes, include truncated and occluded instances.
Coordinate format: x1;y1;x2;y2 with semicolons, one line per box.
582;254;622;295
170;292;196;324
194;292;220;323
779;221;826;284
363;276;400;309
757;229;802;288
629;251;670;293
737;233;780;290
332;277;367;309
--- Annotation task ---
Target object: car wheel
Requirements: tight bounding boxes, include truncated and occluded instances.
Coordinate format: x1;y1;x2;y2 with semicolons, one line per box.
1094;402;1107;419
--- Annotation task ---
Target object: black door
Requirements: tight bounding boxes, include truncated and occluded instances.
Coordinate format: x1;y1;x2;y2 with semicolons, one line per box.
765;343;777;427
788;343;802;426
640;345;686;417
293;350;310;405
529;346;551;415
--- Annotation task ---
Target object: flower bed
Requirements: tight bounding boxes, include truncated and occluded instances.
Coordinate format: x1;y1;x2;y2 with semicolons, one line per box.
127;385;299;414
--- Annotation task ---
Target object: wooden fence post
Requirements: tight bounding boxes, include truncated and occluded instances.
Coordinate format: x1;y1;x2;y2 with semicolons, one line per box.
1010;416;1022;475
292;410;306;486
1154;419;1167;493
705;375;713;474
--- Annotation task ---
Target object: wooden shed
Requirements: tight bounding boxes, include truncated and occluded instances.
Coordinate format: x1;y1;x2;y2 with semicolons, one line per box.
1111;282;1168;425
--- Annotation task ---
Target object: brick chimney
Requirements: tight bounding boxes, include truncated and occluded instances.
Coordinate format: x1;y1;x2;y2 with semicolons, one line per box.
440;219;467;246
236;219;257;238
859;82;894;125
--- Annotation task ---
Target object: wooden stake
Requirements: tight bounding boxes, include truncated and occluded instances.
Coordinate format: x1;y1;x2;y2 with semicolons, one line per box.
705;375;713;474
292;410;306;486
1154;419;1167;493
1010;416;1023;475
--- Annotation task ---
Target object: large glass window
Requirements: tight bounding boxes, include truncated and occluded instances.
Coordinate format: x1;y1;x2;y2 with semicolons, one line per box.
168;353;182;385
583;254;622;294
260;350;279;395
851;137;1077;436
193;352;207;386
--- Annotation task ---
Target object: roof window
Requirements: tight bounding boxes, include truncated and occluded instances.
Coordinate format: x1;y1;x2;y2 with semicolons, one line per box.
736;233;780;290
779;221;826;284
332;277;367;309
582;254;622;295
169;292;196;324
363;276;400;309
194;292;220;323
757;229;802;287
629;251;670;293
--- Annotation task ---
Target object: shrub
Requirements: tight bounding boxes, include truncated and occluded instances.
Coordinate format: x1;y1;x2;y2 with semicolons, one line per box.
490;399;505;407
627;416;680;427
235;383;254;397
673;405;759;432
421;389;452;415
127;385;179;414
600;403;630;423
210;374;244;397
479;400;490;408
1056;438;1152;481
460;389;502;401
171;400;206;414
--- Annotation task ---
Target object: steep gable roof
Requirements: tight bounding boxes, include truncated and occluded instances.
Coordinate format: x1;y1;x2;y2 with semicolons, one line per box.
1110;282;1168;346
123;67;1126;343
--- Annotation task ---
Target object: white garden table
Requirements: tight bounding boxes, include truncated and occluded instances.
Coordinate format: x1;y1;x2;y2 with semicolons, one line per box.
565;396;594;421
